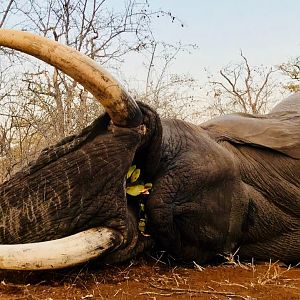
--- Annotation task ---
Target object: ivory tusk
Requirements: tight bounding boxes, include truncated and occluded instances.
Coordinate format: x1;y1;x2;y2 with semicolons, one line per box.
0;29;142;127
0;227;122;270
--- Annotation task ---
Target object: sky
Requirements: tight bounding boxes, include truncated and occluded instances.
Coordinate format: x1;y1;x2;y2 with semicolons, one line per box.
4;0;300;82
133;0;300;81
2;0;300;107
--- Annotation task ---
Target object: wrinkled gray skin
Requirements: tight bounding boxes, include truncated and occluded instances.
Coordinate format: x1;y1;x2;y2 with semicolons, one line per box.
145;92;300;264
0;105;159;263
0;92;299;266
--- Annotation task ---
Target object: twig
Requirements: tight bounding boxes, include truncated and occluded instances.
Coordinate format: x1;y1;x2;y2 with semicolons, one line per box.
145;283;250;299
211;280;248;289
0;0;14;28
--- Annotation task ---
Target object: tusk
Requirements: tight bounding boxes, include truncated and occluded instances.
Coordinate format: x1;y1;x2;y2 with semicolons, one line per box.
0;227;122;270
0;29;142;127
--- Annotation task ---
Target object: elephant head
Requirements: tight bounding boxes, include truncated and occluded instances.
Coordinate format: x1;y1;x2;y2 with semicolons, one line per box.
0;29;162;270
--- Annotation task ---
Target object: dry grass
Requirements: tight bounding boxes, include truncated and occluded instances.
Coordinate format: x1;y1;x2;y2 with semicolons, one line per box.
0;256;299;299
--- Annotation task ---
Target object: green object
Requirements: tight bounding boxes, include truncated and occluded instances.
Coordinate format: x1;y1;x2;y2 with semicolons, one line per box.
130;168;141;183
140;203;145;212
126;185;145;196
144;183;153;189
125;165;153;234
138;219;146;232
127;165;136;179
126;165;153;195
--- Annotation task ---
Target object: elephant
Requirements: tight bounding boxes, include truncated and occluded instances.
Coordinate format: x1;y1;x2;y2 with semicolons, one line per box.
0;29;299;270
146;94;300;265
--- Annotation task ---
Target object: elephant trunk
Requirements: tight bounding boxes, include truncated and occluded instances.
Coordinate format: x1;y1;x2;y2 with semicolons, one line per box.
0;29;142;127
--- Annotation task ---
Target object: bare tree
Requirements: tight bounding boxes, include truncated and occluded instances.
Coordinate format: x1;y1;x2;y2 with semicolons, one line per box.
206;51;279;116
2;0;187;136
135;41;200;120
278;57;300;92
0;0;194;179
8;0;170;138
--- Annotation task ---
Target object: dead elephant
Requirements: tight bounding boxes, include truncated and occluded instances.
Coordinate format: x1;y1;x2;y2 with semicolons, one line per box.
0;29;299;270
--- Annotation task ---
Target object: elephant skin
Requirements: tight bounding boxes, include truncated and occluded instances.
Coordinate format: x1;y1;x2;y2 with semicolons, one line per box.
145;92;300;264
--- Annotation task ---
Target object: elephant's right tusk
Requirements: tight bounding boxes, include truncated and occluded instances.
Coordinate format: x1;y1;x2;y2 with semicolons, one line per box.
0;227;123;270
0;29;142;127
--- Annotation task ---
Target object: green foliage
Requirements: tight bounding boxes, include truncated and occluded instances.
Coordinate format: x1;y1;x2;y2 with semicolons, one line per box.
126;185;145;197
130;168;141;183
126;165;137;179
126;165;152;196
126;165;152;234
138;219;146;233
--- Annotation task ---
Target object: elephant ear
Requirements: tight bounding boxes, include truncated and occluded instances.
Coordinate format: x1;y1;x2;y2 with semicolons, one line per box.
201;111;300;159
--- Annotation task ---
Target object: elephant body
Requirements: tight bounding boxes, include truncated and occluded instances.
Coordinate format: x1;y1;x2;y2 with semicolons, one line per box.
146;93;300;264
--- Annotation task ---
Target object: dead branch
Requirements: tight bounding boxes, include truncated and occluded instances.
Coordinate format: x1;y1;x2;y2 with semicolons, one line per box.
0;0;14;28
141;283;250;299
207;52;279;115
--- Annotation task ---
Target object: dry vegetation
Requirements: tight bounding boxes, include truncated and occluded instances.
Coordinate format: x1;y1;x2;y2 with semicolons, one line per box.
0;256;300;299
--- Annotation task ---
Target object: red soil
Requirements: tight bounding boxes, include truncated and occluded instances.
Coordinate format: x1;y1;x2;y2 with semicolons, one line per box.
0;257;299;299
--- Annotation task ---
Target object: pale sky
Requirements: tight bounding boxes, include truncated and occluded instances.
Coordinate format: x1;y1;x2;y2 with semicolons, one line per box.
4;0;300;80
148;0;300;76
3;0;300;106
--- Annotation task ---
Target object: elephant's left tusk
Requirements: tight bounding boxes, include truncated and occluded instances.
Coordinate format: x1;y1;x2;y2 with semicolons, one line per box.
0;227;123;270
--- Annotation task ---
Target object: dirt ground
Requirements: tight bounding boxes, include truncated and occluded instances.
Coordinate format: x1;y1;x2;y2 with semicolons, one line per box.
0;255;299;300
